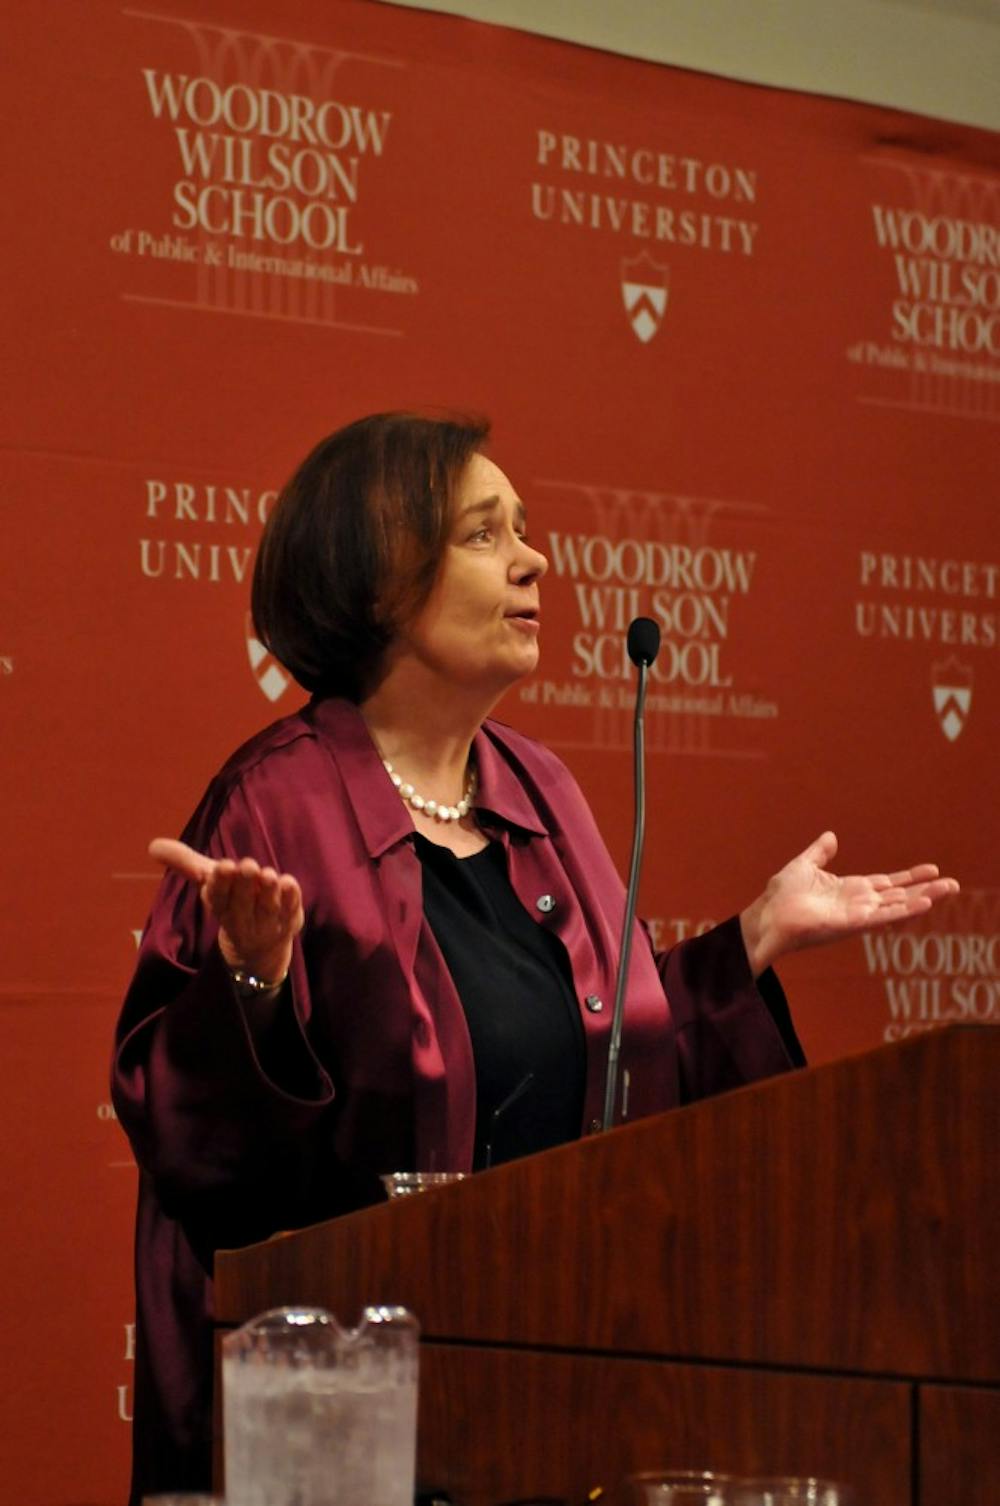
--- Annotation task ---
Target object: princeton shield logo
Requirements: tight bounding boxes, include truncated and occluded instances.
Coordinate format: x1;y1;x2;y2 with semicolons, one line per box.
621;252;670;343
245;612;291;703
931;656;973;742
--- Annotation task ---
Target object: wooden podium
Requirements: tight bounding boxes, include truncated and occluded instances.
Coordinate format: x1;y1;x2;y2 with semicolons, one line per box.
215;1027;999;1506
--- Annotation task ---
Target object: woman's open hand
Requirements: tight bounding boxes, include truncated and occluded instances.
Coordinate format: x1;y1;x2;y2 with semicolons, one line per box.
149;838;304;985
740;831;960;977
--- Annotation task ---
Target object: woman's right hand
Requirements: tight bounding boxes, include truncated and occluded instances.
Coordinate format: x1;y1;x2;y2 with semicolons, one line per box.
149;837;304;985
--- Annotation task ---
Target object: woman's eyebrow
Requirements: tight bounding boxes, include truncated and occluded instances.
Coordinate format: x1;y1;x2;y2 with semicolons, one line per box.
456;495;529;528
456;495;501;518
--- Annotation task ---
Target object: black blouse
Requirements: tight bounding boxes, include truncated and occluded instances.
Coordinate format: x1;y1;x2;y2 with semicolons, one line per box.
414;833;585;1170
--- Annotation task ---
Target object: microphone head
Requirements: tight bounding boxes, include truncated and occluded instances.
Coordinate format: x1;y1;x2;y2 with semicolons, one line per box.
627;616;660;667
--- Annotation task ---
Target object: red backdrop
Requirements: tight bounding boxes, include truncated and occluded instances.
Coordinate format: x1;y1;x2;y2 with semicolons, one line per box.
2;2;997;1500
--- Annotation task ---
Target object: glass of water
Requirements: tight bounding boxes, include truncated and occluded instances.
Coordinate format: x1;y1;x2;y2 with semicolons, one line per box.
729;1483;853;1505
222;1304;419;1506
629;1475;854;1506
629;1473;738;1505
381;1171;467;1198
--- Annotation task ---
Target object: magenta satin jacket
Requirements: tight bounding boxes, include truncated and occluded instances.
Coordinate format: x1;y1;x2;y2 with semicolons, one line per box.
112;696;799;1501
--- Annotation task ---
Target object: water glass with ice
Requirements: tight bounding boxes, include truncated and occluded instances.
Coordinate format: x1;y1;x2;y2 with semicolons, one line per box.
222;1304;419;1506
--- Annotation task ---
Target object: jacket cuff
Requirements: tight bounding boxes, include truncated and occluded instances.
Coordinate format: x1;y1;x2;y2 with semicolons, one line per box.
660;915;805;1101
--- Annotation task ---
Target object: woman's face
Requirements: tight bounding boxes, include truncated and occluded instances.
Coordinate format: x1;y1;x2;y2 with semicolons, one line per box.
396;453;548;698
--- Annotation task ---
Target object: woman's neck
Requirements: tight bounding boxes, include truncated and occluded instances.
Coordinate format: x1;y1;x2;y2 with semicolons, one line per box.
359;662;496;855
359;675;489;796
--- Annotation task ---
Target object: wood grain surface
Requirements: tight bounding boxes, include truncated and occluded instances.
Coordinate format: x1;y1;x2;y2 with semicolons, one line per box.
919;1385;1000;1506
216;1027;999;1382
416;1346;912;1506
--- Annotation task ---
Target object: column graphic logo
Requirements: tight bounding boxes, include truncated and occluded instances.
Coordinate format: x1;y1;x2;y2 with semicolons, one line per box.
851;159;1000;422
861;890;999;1040
516;479;779;757
855;549;995;742
531;129;759;345
113;13;415;334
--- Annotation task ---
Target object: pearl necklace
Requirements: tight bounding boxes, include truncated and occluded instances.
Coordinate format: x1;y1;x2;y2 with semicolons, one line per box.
382;758;477;823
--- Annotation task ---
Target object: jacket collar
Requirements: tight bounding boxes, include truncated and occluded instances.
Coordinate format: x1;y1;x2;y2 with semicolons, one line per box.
308;697;548;859
474;720;548;838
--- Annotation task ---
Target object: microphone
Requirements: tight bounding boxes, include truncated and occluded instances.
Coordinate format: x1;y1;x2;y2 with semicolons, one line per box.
602;616;660;1131
627;615;660;667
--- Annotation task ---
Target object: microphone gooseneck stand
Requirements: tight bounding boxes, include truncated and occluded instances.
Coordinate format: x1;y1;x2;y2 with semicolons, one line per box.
601;616;661;1132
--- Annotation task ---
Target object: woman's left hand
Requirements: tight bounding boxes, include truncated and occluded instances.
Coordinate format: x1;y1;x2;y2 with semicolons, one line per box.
739;831;960;977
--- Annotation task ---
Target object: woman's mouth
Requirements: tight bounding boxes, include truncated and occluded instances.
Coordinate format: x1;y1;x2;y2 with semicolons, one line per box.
505;607;540;632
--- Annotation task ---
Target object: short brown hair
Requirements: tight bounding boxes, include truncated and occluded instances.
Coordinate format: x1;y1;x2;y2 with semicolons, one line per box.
252;411;490;701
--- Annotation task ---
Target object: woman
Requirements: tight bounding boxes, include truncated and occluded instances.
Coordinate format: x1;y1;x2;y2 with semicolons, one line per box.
112;412;957;1503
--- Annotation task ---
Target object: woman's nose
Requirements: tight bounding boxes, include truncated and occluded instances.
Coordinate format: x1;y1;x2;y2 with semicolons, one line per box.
510;538;548;582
